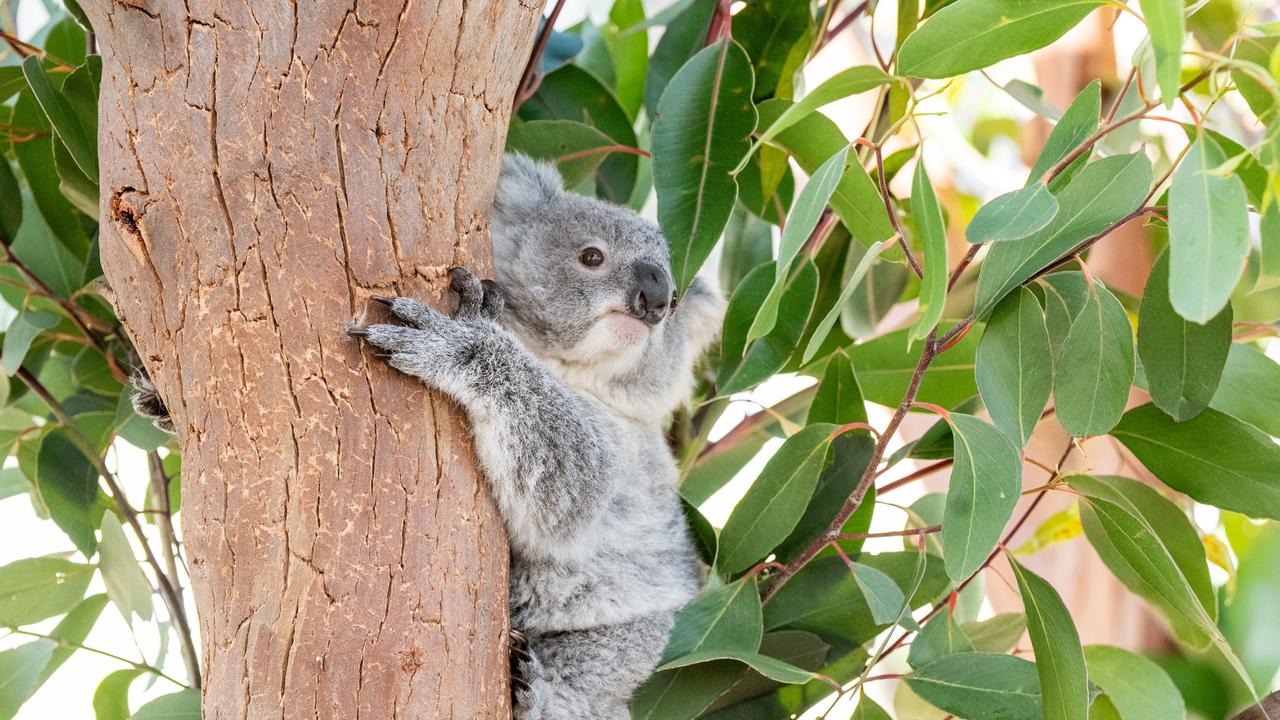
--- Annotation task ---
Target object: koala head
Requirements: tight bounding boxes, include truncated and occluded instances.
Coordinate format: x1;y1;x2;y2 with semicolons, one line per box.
490;154;724;419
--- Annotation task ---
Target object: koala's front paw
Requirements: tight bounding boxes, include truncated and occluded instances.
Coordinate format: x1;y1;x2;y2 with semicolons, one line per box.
510;628;543;719
347;296;458;380
449;267;504;321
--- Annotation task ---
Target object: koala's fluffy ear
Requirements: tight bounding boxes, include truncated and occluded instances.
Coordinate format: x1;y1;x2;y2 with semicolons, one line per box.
493;153;562;222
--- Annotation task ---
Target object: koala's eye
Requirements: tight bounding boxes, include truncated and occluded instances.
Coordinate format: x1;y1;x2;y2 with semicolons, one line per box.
579;247;605;268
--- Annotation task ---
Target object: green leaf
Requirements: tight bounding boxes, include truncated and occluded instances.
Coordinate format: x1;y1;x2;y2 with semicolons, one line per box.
734;0;812;101
1210;343;1280;437
743;66;892;171
852;695;893;720
898;0;1105;79
519;64;639;204
910;156;948;343
755;100;895;250
806;349;868;426
1027;81;1101;185
1011;559;1088;720
36;430;102;558
3;309;60;376
657;649;816;684
851;327;980;409
975;152;1152;317
601;0;647;119
653;39;757;291
716;424;834;575
941;413;1023;581
99;513;155;622
1111;405;1280;521
1137;249;1231;422
0;557;95;626
94;669;144;720
21;57;97;181
966;184;1060;244
909;610;976;669
644;0;717;120
1037;271;1092;363
976;288;1053;447
506;119;616;188
907;653;1043;719
662;579;763;663
1169;134;1249;323
0;159;21;246
11;90;92;258
963;613;1027;653
130;689;201;719
1053;281;1134;437
747;145;849;344
850;562;913;628
0;640;56;720
632;660;745;720
801;239;892;364
720;261;819;395
1083;645;1185;720
40;594;108;686
1139;0;1184;107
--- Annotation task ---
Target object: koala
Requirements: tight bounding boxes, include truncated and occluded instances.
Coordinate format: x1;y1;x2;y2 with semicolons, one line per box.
347;154;726;719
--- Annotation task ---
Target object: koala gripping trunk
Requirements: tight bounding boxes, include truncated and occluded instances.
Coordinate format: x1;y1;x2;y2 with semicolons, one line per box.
84;2;543;717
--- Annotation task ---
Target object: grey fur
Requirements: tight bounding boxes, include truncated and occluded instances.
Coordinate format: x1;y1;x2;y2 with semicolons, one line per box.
351;154;725;719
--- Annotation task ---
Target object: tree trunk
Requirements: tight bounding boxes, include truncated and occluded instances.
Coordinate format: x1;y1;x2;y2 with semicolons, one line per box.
82;1;542;717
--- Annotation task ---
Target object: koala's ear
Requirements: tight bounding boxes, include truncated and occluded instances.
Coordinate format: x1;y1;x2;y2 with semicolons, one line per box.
492;153;562;222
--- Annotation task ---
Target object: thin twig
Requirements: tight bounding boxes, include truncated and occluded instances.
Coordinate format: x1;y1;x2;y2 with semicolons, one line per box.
876;459;953;494
3;626;188;688
948;244;981;291
15;368;202;689
869;143;923;278
512;0;569;113
815;1;868;54
834;524;940;542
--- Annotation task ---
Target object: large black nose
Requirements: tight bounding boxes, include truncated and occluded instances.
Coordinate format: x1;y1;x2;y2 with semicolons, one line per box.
630;261;672;326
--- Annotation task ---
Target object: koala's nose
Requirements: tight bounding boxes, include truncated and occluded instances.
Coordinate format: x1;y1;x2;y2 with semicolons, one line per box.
631;262;672;326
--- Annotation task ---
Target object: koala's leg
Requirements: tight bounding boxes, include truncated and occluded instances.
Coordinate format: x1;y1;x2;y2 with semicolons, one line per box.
513;611;674;720
349;269;617;557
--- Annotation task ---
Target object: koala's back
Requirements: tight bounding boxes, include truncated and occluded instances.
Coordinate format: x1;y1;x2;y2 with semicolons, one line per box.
508;418;702;634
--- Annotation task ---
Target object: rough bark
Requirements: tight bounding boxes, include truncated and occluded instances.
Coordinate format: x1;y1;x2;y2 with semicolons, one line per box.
82;1;542;717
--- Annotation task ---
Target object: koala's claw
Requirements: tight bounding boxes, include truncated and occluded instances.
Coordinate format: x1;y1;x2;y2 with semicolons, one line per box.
510;628;538;711
448;267;504;321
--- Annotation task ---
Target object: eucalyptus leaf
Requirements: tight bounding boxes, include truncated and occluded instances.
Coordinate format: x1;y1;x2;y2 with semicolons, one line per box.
130;689;201;720
1053;281;1134;437
0;640;55;720
910;157;948;343
976;288;1053;447
1084;645;1186;720
1011;559;1088;720
505;120;617;188
0;557;95;626
93;669;143;720
966;184;1060;244
1139;0;1185;106
661;579;762;663
21;56;98;180
1210;343;1280;437
941;413;1022;581
36;430;102;558
98;514;155;622
1026;80;1099;184
907;652;1043;720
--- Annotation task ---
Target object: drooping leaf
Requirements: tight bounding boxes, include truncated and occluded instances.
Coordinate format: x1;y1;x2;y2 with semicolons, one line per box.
908;610;975;669
733;0;812;101
907;652;1043;720
716;424;835;575
801;239;892;363
0;160;21;246
852;695;893;720
505;120;617;188
21;56;98;180
1027;81;1101;184
976;287;1053;447
941;413;1023;581
841;239;911;337
1111;405;1280;522
1168;134;1249;323
719;261;819;395
850;562;914;628
1083;645;1186;720
601;0;648;119
898;0;1105;79
747;145;848;343
661;579;763;663
656;649;816;685
1137;249;1231;422
975;152;1152;317
910;156;948;343
653;39;757;291
0;640;56;720
130;689;201;719
644;0;717;119
966;184;1060;244
743;66;893;171
1139;0;1185;106
36;430;102;558
1011;559;1088;720
39;593;108;686
0;557;95;626
3;309;60;376
963;613;1028;654
1037;271;1092;363
1053;281;1134;437
10;90;92;257
1210;343;1280;437
93;669;143;720
99;514;155;622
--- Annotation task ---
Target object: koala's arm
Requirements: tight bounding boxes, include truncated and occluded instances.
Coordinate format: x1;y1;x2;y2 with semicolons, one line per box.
351;276;615;559
674;277;727;353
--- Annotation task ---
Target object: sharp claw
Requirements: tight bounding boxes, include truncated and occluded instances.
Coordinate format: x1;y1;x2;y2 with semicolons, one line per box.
511;675;530;694
511;646;533;664
374;352;393;359
369;295;395;307
509;629;527;644
347;327;369;337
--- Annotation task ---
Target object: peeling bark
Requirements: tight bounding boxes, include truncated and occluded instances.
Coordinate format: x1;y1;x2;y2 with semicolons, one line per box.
84;1;542;717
